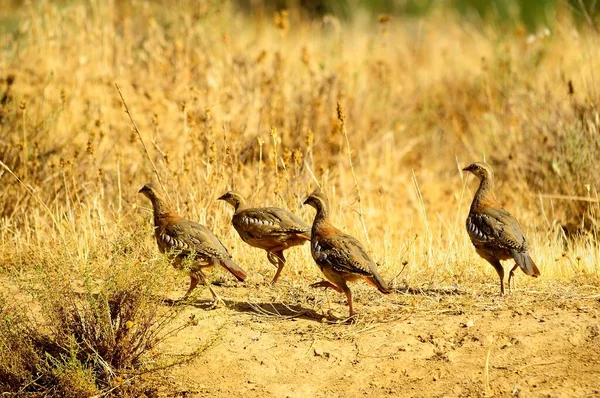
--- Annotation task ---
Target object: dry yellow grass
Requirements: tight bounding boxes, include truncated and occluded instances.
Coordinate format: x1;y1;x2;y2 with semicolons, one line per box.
1;1;599;395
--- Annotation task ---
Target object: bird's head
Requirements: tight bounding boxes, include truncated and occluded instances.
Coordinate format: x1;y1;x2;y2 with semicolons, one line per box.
218;191;246;210
303;188;328;211
462;162;494;181
138;183;159;200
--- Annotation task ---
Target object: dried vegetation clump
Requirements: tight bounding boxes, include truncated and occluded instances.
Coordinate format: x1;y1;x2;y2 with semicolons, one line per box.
0;230;199;395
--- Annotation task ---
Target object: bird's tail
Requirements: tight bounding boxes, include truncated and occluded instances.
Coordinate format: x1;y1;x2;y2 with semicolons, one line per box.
365;271;391;294
512;251;540;277
297;232;311;241
220;257;247;282
287;229;310;241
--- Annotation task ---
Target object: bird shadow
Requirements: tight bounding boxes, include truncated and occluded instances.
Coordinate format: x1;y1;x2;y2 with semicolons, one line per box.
230;300;348;324
160;297;220;310
163;295;355;324
392;285;468;296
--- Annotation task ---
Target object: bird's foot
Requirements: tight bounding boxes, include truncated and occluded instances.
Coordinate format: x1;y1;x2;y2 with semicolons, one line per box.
310;281;341;293
322;309;356;324
269;272;283;286
332;312;357;325
208;297;226;309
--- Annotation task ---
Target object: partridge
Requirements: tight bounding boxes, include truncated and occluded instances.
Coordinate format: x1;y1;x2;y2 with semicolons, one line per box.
139;183;247;306
303;189;390;318
463;162;540;294
218;191;310;284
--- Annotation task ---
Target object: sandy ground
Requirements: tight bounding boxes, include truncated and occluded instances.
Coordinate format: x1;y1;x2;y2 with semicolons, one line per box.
139;278;600;398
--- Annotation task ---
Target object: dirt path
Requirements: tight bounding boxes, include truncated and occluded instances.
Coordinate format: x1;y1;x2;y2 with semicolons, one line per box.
150;282;600;397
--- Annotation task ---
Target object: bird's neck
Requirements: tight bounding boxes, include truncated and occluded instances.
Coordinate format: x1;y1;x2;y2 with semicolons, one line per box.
151;197;174;225
233;200;249;214
311;203;330;229
472;175;498;210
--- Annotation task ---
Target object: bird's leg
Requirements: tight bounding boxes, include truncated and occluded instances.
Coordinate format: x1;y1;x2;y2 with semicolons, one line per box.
183;274;200;300
345;288;354;317
508;264;519;293
310;280;342;293
190;270;225;309
341;285;356;322
207;284;226;309
311;281;341;320
266;251;279;267
270;250;286;285
489;260;505;295
201;270;226;309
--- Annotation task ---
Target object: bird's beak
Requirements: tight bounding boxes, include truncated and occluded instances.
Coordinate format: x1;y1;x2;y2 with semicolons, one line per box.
138;187;144;194
217;193;227;201
462;166;472;172
302;197;310;205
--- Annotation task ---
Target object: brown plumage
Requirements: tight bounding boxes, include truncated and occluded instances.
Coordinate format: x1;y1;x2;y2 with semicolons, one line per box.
303;189;390;318
218;191;310;284
139;183;247;306
463;162;540;294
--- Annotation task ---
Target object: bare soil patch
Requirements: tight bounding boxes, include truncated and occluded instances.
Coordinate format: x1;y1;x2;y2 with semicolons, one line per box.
141;281;600;397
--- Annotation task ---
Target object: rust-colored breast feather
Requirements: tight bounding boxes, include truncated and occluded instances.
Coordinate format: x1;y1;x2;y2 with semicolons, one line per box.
471;196;501;213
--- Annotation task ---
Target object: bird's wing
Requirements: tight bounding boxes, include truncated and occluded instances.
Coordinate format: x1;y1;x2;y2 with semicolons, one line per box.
467;207;528;252
269;208;311;232
313;231;375;277
155;215;246;281
235;208;310;238
162;219;231;261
